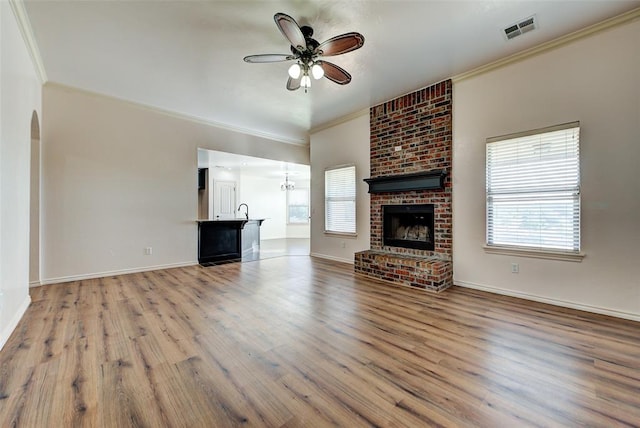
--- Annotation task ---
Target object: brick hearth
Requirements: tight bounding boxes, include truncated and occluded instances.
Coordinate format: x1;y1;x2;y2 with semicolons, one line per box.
355;251;452;292
355;80;453;292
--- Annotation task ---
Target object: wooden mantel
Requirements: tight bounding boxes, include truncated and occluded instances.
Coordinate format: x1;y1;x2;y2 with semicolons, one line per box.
363;170;447;193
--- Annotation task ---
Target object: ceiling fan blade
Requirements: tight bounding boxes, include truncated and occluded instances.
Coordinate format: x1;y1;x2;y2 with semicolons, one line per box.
317;61;352;85
316;32;365;57
274;13;307;53
243;54;296;63
287;76;301;91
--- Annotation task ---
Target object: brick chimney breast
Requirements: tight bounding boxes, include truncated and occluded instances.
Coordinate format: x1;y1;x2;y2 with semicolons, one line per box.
355;80;453;292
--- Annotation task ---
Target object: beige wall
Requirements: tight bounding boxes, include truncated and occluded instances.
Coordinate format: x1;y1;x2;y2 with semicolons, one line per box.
41;84;308;283
0;2;42;350
452;19;640;320
310;113;370;263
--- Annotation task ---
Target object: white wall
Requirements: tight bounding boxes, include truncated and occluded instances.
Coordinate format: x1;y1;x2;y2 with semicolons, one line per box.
239;177;311;240
41;84;308;283
0;3;42;350
310;113;370;263
239;175;287;239
286;179;310;239
453;19;640;320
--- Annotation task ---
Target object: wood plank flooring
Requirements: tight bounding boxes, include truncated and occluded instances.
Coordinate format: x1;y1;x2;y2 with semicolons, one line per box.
1;256;639;427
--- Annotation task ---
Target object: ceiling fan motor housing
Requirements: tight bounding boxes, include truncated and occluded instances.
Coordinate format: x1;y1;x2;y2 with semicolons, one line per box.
290;26;320;59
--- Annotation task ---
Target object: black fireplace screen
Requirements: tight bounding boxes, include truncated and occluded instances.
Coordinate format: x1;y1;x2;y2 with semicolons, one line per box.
383;204;435;251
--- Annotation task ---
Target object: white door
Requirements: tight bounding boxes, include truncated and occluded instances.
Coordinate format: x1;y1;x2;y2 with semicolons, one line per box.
214;180;236;219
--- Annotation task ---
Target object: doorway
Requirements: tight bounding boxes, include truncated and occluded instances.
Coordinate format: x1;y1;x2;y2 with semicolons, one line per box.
196;148;310;259
29;111;41;286
213;181;237;219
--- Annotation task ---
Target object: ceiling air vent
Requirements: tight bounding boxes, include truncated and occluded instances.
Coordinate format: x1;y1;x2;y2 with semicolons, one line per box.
504;15;537;40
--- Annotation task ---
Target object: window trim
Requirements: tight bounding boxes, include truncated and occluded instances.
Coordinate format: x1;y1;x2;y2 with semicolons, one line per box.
483;245;585;262
324;164;357;236
485;121;582;260
486;121;580;144
324;230;358;238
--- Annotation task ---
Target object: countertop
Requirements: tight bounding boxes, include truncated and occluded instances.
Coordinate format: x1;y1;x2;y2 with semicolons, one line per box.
196;218;265;224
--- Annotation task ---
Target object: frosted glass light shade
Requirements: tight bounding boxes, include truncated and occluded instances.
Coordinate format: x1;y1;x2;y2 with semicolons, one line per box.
311;63;324;79
288;63;301;79
301;75;311;88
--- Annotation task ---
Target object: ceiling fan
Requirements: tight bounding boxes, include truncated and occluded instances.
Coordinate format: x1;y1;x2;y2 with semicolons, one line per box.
243;13;365;92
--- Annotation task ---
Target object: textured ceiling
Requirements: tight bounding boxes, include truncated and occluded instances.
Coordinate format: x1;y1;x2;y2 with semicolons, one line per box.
23;0;640;144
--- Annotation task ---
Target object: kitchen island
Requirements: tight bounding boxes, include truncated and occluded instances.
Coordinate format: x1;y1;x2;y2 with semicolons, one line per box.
197;219;265;264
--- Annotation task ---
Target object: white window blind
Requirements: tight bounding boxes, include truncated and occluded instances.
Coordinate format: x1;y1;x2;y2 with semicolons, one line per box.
486;122;580;252
325;165;356;234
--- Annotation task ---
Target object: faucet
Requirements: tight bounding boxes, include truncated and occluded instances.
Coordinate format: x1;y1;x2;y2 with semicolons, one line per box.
237;203;249;220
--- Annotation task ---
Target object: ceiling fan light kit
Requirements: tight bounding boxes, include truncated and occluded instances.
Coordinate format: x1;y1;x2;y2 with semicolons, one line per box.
311;63;324;79
300;75;312;91
288;63;301;79
244;12;365;93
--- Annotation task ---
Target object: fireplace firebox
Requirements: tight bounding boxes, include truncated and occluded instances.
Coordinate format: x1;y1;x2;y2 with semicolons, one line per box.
383;204;435;251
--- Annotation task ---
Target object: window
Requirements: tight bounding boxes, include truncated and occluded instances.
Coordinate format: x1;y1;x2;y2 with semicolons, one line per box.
325;165;356;235
287;188;309;224
486;122;580;254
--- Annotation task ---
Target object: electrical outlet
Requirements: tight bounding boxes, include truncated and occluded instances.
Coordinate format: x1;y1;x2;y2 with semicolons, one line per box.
144;247;153;255
394;146;402;152
511;263;519;273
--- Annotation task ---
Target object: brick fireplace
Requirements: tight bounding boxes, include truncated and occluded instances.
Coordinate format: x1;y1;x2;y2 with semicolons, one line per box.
355;80;453;292
383;204;434;251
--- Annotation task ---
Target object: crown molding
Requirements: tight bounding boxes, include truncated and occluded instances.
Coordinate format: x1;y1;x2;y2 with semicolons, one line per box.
8;0;47;83
309;108;369;135
452;6;640;83
313;7;640;130
44;82;309;146
13;1;637;143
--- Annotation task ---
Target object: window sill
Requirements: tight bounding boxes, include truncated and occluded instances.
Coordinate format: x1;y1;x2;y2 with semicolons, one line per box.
483;245;585;262
324;231;358;238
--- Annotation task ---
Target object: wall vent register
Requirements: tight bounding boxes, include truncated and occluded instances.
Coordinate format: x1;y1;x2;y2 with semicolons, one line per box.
504;15;537;40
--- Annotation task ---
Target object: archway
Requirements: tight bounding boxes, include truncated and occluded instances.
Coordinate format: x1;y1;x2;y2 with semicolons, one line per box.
29;111;40;285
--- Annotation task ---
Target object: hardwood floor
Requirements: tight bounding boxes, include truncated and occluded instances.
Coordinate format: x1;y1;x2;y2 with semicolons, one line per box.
1;257;638;427
258;238;310;260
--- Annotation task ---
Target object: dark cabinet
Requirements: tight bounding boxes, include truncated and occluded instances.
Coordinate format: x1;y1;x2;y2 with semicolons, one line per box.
197;219;264;264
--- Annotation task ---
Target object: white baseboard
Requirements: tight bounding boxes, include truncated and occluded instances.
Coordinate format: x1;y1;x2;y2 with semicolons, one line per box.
454;279;640;322
29;280;41;288
40;261;198;285
310;252;354;265
0;294;31;352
